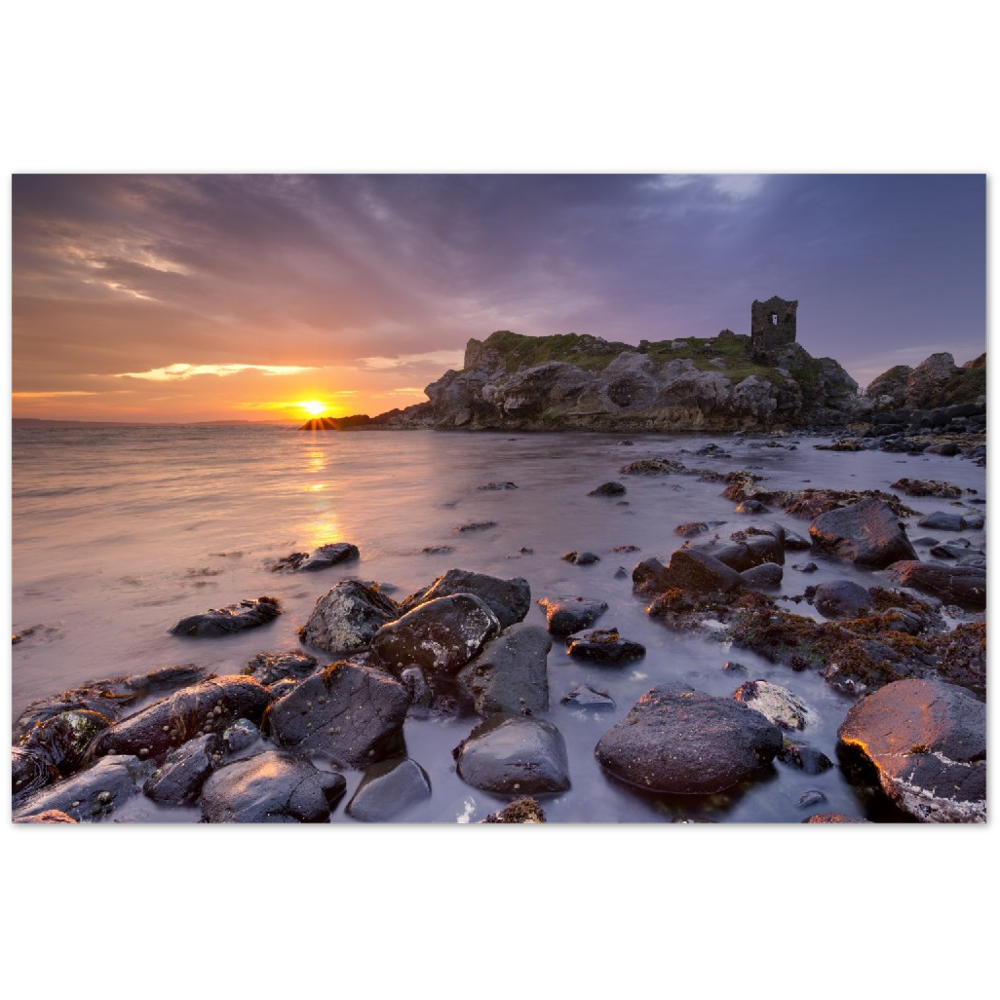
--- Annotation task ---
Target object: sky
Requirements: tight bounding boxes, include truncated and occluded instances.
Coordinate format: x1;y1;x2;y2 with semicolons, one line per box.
11;173;986;423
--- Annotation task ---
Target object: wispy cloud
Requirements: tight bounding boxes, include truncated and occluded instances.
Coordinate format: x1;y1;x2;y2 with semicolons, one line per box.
113;363;320;381
358;350;464;371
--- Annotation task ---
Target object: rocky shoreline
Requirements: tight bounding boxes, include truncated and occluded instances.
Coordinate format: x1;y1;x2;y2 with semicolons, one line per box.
12;429;986;823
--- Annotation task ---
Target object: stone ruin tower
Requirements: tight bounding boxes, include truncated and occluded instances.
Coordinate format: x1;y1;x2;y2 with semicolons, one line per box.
751;295;797;361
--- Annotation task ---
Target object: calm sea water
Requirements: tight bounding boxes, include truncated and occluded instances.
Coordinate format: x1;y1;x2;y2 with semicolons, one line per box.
10;424;987;823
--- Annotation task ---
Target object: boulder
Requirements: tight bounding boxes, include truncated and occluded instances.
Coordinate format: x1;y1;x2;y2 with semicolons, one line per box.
594;683;783;794
457;622;552;717
144;733;222;806
455;715;571;794
299;581;400;655
776;743;834;774
917;511;968;532
267;661;409;768
890;478;963;499
563;550;601;565
86;675;272;762
809;499;917;568
297;542;360;572
370;593;501;677
482;796;546;823
19;709;111;775
13;754;155;822
838;678;985;822
565;627;646;665
732;679;808;731
537;595;608;636
887;560;986;610
200;750;346;822
740;563;783;589
345;757;432;821
12;747;57;806
401;569;530;629
169;596;282;637
589;482;627;497
222;719;259;752
813;580;872;619
633;548;742;596
243;650;318;686
560;685;616;710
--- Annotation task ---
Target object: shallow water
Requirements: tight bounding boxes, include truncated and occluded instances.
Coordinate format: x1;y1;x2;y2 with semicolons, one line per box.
11;424;987;823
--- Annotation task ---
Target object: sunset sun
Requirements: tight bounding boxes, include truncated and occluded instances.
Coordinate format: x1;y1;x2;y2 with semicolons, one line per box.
299;400;328;417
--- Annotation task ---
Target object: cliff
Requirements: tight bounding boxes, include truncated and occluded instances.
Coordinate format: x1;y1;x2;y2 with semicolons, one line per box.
306;329;860;432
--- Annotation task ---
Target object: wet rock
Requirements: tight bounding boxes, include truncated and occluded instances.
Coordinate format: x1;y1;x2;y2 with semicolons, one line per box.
371;593;501;677
169;596;282;637
735;499;768;514
595;683;783;794
838;678;985;822
12;747;58;806
144;733;222;805
478;481;518;490
619;458;685;475
722;661;749;675
266;661;408;769
740;563;783;589
482;796;546;823
732;679;808;730
917;511;968;532
887;560;986;610
560;684;616;710
299;581;400;655
565;627;646;665
455;521;498;533
223;718;259;752
457;623;551;717
924;442;959;456
675;521;710;537
563;550;601;566
14;664;211;739
803;813;869;823
809;498;917;568
797;789;828;808
13;809;78;823
613;566;628;579
13;754;155;822
589;481;626;496
792;561;818;573
776;743;834;774
200;750;346;823
813;580;872;619
537;595;608;636
297;542;360;572
19;709;112;775
87;675;272;761
455;715;571;794
783;528;812;550
400;666;433;709
243;650;318;686
633;549;742;596
401;569;530;629
422;545;455;555
345;756;432;821
961;511;985;530
890;478;963;498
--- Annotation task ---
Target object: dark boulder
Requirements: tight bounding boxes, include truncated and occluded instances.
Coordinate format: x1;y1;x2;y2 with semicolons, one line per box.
634;548;742;596
222;719;259;752
890;478;963;498
594;683;783;794
536;595;608;636
792;560;818;573
478;481;518;490
455;715;571;794
200;750;346;822
401;569;530;629
297;542;360;572
370;593;501;677
838;678;985;822
87;675;272;762
589;481;626;497
813;580;872;619
917;511;969;532
675;522;709;537
740;563;783;589
560;685;616;710
13;754;155;822
776;743;834;774
12;747;57;806
299;581;400;655
243;650;318;686
562;550;601;565
565;627;646;665
19;709;112;776
887;560;986;610
267;661;409;768
169;596;282;637
809;499;917;568
457;623;552;717
144;733;222;806
345;756;432;821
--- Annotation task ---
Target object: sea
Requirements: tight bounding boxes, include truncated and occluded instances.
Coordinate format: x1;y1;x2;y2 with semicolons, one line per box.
9;422;987;823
